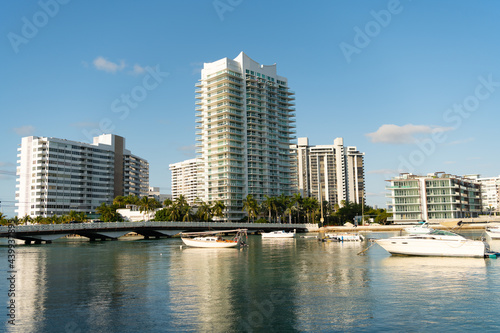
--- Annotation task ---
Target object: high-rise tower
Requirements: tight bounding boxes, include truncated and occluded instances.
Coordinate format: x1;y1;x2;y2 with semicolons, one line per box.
195;52;296;220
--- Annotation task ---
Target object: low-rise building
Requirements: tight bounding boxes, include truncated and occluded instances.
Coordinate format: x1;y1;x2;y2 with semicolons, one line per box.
386;172;482;224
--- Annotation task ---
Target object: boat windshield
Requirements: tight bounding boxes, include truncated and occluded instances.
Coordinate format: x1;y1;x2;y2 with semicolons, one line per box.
429;230;459;236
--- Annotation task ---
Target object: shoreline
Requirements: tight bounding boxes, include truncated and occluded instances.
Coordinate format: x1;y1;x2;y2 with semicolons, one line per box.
319;223;499;233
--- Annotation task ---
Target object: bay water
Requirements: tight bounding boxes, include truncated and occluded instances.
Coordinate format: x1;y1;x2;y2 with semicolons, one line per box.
2;231;500;332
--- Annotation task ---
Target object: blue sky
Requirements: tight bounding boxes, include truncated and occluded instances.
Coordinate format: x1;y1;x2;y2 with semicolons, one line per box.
1;0;500;217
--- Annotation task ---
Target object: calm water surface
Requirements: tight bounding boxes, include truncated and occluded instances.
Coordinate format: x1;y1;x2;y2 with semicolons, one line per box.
2;231;500;332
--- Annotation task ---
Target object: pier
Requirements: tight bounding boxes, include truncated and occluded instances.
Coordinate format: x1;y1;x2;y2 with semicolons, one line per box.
0;221;318;244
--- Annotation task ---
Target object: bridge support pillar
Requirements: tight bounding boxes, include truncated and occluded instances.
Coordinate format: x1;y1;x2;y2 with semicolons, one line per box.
25;240;31;245
144;236;150;240
45;240;52;244
34;240;42;245
155;236;160;239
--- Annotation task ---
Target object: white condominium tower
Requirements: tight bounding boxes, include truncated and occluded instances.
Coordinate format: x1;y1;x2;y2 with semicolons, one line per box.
291;137;365;206
16;134;149;218
195;52;296;220
169;158;203;205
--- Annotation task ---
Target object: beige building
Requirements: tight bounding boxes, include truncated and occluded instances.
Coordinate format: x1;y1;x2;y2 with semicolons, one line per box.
291;137;365;206
16;134;149;217
169;158;203;205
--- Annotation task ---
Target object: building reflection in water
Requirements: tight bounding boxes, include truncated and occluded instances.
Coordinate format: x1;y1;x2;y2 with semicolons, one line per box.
168;247;242;332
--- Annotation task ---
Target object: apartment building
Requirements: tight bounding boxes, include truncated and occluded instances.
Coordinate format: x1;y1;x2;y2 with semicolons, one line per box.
386;172;482;224
16;134;149;217
290;137;365;206
169;158;203;205
195;52;296;220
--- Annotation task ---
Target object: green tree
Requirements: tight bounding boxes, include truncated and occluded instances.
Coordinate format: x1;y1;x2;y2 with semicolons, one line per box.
195;199;212;222
113;196;127;208
242;194;258;222
211;200;226;221
0;213;7;225
138;197;161;221
262;195;275;223
96;203;121;222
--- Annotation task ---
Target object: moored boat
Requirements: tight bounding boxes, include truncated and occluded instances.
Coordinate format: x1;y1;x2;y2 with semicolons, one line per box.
322;233;364;242
261;230;296;238
180;229;247;248
375;230;487;258
404;221;433;234
485;226;500;240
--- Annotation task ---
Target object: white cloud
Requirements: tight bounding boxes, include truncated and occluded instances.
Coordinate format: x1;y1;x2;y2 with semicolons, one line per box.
130;64;146;75
93;56;126;73
177;145;196;157
13;125;35;136
366;169;399;175
366;124;453;144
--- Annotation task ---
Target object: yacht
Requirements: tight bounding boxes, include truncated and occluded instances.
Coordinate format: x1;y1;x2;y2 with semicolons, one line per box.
180;229;247;248
261;230;296;238
375;230;487;258
322;233;364;242
485;226;500;240
404;222;433;234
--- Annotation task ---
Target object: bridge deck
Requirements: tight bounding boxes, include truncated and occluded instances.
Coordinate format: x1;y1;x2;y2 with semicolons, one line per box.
0;221;318;243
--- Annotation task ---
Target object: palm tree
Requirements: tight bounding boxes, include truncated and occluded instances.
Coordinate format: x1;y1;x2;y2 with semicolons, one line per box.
284;196;295;224
242;194;258;222
113;196;127;208
0;212;7;225
302;197;319;223
66;210;80;222
21;214;32;225
139;197;161;221
262;195;275;222
163;198;173;208
293;193;303;223
195;199;212;221
96;203;119;222
211;200;226;221
9;216;20;226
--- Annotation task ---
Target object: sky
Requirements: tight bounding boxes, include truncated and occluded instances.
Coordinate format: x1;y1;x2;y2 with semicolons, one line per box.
1;0;500;217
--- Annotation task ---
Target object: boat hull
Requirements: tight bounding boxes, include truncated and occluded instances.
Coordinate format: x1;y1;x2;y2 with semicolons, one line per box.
376;238;485;258
485;230;500;240
261;233;295;238
181;237;239;248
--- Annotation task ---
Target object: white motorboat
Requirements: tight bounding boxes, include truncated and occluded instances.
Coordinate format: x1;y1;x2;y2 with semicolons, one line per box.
180;229;247;248
375;230;487;258
404;222;433;234
322;233;364;242
261;230;296;238
485;226;500;240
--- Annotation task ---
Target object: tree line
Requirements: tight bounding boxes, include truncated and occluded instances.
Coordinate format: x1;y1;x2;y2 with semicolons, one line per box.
0;193;392;225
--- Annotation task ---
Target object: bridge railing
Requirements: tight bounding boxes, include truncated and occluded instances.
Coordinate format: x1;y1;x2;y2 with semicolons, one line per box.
0;221;319;234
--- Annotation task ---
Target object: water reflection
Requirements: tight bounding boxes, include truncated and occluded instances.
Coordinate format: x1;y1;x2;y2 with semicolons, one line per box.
168;247;243;332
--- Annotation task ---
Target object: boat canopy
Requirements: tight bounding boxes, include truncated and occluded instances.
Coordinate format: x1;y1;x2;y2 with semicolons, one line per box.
180;229;247;237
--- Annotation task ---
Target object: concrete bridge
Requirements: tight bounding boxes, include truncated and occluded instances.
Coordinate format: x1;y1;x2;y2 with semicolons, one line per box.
0;221;319;244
